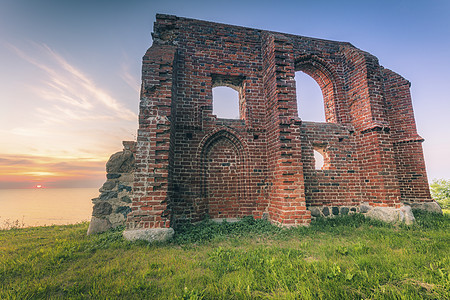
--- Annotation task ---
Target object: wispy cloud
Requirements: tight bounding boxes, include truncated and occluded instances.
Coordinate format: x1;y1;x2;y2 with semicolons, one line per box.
120;57;141;94
1;41;138;163
7;42;136;121
0;41;138;188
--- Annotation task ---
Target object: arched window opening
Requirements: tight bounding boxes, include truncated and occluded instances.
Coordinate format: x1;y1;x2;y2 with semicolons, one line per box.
212;86;240;119
295;71;326;122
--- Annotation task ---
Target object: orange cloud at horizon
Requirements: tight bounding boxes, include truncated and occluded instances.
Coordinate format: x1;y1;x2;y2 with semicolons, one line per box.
0;154;107;189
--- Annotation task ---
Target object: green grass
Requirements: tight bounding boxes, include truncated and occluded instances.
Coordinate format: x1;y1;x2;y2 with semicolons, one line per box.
1;211;449;299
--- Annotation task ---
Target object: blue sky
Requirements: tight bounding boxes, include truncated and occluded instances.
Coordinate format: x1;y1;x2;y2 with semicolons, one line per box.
0;0;449;188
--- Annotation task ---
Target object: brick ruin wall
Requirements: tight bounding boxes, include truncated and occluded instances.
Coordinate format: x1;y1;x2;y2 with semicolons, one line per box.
90;14;437;232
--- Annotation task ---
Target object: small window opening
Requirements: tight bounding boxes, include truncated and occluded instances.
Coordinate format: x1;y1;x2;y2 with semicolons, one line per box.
313;144;329;170
313;150;325;170
212;86;240;119
295;71;326;122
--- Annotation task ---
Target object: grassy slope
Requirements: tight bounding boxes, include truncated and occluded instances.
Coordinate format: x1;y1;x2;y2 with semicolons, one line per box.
1;211;449;299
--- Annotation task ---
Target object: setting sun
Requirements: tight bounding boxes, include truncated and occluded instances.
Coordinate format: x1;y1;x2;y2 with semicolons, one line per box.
36;184;43;189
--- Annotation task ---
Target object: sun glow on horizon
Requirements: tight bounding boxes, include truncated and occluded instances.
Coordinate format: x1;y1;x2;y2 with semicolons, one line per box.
0;153;107;189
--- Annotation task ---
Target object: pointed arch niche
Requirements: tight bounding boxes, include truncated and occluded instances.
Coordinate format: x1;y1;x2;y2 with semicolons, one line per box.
199;130;248;219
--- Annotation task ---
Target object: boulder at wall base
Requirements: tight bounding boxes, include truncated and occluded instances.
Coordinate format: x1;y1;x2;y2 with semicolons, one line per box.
123;228;174;243
340;207;350;215
408;201;443;215
309;206;322;218
359;203;371;214
87;216;112;235
364;205;415;225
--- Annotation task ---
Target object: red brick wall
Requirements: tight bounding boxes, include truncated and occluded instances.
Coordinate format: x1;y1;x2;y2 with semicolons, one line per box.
300;122;360;207
204;136;243;218
126;41;176;229
383;69;431;202
125;14;433;229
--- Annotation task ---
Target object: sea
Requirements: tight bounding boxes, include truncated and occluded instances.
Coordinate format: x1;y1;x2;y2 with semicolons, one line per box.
0;188;98;228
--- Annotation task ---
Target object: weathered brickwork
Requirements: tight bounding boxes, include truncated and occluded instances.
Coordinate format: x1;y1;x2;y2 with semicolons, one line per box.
125;14;433;229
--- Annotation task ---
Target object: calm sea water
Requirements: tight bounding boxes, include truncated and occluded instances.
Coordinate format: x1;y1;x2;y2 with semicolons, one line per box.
0;188;98;227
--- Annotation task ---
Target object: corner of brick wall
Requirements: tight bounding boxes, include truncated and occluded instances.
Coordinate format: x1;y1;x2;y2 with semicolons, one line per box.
125;31;177;229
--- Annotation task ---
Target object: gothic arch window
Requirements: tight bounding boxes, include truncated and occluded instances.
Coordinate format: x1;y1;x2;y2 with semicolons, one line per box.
295;71;326;122
295;56;345;124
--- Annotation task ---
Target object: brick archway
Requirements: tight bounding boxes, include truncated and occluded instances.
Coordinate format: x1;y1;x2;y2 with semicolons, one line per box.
295;55;350;124
198;129;249;219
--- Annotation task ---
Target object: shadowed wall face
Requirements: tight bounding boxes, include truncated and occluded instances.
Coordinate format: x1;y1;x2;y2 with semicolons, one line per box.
205;137;242;219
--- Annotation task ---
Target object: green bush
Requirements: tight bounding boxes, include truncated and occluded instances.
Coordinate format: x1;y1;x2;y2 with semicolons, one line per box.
430;179;450;209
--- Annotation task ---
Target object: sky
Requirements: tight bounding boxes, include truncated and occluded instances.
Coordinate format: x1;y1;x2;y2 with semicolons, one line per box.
0;0;449;189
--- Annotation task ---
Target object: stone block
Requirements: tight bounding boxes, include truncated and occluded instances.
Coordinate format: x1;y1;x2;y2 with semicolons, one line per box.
332;207;339;215
409;201;443;215
101;180;117;191
100;191;118;201
121;195;132;203
365;205;415;225
106;151;135;173
106;173;121;179
123;228;174;243
309;206;322;218
116;206;132;217
92;202;112;216
340;207;349;215
118;184;132;192
87;216;112;235
360;203;371;214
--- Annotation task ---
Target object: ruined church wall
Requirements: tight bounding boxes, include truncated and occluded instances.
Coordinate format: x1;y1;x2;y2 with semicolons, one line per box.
122;14;434;230
165;16;270;224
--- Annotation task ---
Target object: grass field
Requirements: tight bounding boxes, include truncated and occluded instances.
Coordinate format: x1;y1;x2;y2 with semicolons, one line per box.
1;211;449;299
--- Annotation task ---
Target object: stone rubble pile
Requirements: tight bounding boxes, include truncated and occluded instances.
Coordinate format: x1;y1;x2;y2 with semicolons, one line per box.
87;141;135;235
